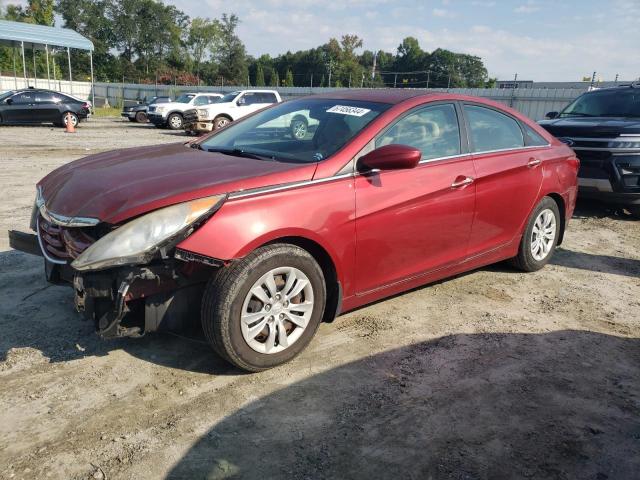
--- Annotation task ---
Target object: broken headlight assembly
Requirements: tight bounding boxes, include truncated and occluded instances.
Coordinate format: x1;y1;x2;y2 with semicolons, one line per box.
71;194;225;271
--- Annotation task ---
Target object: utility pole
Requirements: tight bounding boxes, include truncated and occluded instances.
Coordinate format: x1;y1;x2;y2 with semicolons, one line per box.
614;73;619;85
371;51;377;80
590;71;596;88
348;73;351;88
394;73;398;88
327;60;332;87
361;72;364;88
509;73;518;107
447;73;451;89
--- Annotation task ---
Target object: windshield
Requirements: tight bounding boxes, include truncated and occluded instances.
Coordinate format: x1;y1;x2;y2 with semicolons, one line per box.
200;98;390;163
560;89;640;118
175;94;195;104
218;91;241;103
0;91;14;102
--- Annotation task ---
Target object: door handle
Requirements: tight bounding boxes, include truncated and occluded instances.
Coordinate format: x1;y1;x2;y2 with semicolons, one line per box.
451;176;474;188
527;158;542;167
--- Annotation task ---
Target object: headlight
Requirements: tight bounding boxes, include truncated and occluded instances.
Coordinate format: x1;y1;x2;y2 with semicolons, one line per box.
156;106;166;114
197;109;210;119
71;194;225;271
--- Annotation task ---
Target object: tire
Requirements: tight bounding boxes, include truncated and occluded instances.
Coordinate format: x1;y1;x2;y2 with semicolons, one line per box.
62;111;79;128
202;244;327;372
213;115;231;130
134;111;147;123
290;116;308;140
512;196;561;272
167;112;183;130
627;206;640;219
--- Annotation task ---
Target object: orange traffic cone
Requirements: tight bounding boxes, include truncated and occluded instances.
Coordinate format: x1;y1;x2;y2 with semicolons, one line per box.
65;112;76;133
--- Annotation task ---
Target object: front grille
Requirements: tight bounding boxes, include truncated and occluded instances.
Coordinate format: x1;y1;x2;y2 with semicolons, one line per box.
38;214;96;262
148;106;156;113
183;109;198;123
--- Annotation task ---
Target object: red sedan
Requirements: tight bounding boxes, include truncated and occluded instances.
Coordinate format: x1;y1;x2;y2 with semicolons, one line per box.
9;90;579;371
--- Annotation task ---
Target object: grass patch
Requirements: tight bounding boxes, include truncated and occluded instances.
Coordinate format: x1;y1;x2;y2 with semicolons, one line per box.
92;107;122;118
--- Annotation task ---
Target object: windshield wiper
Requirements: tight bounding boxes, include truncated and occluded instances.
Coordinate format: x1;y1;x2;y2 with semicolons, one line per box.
205;147;276;161
560;112;596;117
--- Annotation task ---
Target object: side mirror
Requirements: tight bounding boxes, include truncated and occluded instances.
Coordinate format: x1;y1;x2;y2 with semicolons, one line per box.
546;111;559;119
236;98;245;106
359;144;422;172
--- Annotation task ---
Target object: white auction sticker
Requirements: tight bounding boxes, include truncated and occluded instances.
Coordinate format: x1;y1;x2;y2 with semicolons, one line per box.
326;105;371;117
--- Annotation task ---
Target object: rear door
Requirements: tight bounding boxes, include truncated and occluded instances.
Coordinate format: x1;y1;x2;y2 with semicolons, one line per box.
462;103;545;257
33;92;60;122
354;102;476;294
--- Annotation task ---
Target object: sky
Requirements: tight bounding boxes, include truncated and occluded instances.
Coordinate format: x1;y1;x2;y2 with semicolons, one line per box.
177;0;639;82
6;0;639;81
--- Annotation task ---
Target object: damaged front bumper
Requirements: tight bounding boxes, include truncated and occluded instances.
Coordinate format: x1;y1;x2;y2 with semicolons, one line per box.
9;230;220;339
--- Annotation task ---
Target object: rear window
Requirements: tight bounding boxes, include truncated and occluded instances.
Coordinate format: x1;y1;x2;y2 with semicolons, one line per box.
465;105;524;152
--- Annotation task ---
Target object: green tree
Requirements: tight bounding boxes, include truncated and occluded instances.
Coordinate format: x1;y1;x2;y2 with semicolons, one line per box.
214;13;247;85
284;68;294;87
270;70;279;87
255;63;265;86
187;17;220;80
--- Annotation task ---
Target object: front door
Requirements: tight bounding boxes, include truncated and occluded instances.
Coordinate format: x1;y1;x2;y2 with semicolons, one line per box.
354;103;476;295
461;104;545;257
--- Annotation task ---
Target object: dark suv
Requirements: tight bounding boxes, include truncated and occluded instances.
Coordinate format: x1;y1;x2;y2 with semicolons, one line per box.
539;83;640;218
121;95;172;123
0;88;91;128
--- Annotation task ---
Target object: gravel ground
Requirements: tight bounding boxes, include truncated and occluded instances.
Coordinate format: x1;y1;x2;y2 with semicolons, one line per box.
0;118;639;480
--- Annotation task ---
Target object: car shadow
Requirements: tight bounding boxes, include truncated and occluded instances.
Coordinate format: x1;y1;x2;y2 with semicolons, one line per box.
165;330;640;480
551;247;640;278
573;198;638;221
0;250;237;376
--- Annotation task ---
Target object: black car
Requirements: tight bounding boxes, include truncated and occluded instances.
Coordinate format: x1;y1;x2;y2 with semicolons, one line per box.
0;88;91;128
121;95;172;123
539;83;640;218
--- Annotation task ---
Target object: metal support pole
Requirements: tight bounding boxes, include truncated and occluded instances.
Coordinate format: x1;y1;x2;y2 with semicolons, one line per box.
426;71;430;89
310;73;313;89
394;73;397;88
89;51;95;108
21;41;27;86
45;45;51;89
33;46;37;88
13;44;18;89
67;47;73;94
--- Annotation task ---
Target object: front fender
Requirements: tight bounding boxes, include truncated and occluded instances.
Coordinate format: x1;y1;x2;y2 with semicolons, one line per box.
176;176;356;296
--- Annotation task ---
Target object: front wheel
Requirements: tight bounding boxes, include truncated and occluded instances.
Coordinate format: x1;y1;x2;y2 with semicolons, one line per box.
135;111;147;123
213;116;231;130
167;113;183;130
202;244;326;372
512;197;561;272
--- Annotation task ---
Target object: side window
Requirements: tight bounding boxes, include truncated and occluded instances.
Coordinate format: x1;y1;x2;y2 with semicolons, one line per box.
259;93;278;103
207;96;220;104
375;103;461;161
241;93;257;105
13;92;34;104
465;105;524;152
34;92;55;103
193;96;209;106
522;123;549;146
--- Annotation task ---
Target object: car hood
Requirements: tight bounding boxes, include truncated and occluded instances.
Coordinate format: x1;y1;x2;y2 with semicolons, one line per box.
149;101;189;110
538;116;640;137
38;143;317;224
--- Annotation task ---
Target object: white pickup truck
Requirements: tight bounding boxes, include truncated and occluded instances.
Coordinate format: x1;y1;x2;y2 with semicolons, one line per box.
147;92;223;130
184;90;288;134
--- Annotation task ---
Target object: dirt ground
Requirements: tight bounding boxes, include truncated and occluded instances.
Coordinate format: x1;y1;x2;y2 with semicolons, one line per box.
0;118;639;480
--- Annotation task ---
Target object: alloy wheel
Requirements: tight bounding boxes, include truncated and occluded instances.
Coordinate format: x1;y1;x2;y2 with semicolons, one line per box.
530;208;556;261
240;266;314;354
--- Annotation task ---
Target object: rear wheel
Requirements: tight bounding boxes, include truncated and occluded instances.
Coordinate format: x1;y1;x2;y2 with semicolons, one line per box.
627;206;640;219
201;244;326;372
62;112;79;128
167;113;183;130
290;116;308;140
135;111;147;123
512;197;561;272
